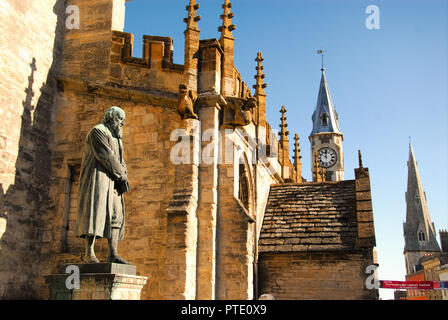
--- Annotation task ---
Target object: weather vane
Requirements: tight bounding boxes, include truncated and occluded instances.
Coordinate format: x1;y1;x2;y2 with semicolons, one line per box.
317;48;326;70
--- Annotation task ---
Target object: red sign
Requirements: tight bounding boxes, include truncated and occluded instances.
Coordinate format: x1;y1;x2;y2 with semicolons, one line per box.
380;280;437;290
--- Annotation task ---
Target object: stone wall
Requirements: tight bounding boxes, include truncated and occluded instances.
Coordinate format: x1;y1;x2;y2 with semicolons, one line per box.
37;80;183;300
31;0;187;300
216;127;255;300
0;0;65;299
258;251;376;300
0;0;290;300
214;122;282;299
37;81;282;300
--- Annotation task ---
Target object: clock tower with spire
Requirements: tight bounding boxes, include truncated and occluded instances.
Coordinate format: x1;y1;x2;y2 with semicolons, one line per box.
309;67;344;182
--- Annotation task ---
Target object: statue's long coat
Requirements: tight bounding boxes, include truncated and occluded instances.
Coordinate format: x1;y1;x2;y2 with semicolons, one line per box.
76;123;127;240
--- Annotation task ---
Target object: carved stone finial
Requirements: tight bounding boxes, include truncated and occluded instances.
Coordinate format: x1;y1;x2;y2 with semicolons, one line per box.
280;105;287;114
320;166;326;182
313;151;319;182
313;151;326;182
279;106;289;138
293;134;302;163
184;0;201;31
218;0;236;39
293;133;303;183
253;52;267;96
177;84;198;120
358;149;363;168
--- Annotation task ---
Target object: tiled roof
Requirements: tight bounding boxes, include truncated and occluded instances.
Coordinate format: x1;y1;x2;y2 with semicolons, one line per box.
259;181;359;253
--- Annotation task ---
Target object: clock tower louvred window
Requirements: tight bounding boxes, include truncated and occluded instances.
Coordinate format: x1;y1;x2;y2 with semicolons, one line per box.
321;111;329;127
418;230;425;242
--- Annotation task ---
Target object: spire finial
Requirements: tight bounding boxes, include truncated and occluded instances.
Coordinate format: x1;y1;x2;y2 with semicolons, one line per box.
218;0;236;39
184;0;201;31
278;106;290;181
294;134;300;150
293;134;303;183
294;133;302;162
253;52;267;96
409;137;415;156
317;48;326;71
293;134;302;164
358;150;363;168
279;106;289;141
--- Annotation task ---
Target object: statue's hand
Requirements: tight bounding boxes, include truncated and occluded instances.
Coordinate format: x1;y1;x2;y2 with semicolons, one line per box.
115;164;130;194
119;172;128;183
115;176;130;195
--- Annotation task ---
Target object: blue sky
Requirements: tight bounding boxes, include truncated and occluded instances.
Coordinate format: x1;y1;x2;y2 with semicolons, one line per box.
124;0;448;299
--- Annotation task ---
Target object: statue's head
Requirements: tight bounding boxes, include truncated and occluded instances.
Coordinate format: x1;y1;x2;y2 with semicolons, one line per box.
104;106;126;138
179;84;188;96
226;97;257;127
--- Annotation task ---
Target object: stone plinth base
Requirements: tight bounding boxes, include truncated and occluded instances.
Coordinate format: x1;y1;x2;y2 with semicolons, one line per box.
45;263;148;300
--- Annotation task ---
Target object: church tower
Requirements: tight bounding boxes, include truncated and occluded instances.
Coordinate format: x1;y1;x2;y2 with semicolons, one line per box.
403;143;441;275
309;68;344;181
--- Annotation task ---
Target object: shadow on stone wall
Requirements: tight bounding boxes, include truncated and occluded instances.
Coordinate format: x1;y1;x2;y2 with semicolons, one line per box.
0;0;66;299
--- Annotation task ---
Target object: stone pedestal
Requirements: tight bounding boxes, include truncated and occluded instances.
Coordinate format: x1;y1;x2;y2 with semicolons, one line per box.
45;263;148;300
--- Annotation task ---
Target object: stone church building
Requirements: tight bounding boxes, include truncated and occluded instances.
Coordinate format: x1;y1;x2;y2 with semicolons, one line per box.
0;0;377;299
403;143;448;300
403;143;442;275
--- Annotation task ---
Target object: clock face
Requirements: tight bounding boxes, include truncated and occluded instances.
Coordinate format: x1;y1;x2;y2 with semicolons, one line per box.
318;147;337;168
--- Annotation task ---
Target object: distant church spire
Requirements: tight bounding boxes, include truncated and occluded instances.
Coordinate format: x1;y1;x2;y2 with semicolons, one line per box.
403;142;441;275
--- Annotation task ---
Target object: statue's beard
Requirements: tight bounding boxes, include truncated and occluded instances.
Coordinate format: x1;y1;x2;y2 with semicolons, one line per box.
109;121;123;138
113;125;123;139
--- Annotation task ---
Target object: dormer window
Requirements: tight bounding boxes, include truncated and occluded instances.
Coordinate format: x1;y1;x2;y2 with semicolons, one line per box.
320;112;329;127
418;230;426;242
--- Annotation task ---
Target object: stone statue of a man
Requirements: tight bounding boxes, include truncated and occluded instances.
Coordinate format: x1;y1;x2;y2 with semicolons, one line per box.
76;106;130;264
